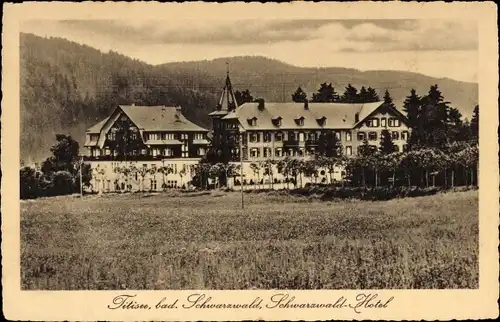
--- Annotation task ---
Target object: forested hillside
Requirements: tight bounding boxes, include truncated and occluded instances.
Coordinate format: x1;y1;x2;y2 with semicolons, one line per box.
159;56;478;117
20;33;216;163
20;33;478;163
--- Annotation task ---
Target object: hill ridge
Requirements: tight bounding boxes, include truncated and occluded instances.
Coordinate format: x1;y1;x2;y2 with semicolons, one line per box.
20;33;478;164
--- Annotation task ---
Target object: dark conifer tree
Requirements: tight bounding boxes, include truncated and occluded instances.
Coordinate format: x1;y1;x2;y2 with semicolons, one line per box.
317;130;342;158
234;89;254;105
366;87;380;102
291;86;308;103
383;89;396;108
358;139;373;157
358;86;369;103
311;83;338;103
379;129;396;154
470;105;479;141
340;84;359;103
403;89;421;129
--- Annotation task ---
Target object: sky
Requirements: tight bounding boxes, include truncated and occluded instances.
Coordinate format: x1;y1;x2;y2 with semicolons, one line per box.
21;19;478;83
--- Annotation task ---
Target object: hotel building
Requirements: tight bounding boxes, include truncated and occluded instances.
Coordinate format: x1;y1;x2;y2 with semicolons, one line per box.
84;104;209;192
209;73;410;186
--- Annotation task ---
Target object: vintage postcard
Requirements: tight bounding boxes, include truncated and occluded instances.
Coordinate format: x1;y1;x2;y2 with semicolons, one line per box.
2;1;499;321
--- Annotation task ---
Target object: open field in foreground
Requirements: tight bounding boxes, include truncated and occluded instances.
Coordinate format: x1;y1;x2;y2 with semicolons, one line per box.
21;190;478;289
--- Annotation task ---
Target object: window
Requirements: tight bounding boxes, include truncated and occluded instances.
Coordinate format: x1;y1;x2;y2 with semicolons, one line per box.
152;148;161;156
250;148;260;158
295;117;305;126
317;117;327;126
198;148;206;156
107;132;116;141
164;148;173;156
161;133;176;140
248;118;257;126
345;131;352;141
274;132;283;142
131;132;138;140
151;180;157;191
263;132;272;142
335;132;341;140
368;132;377;141
194;133;205;140
105;148;111;156
272;117;282;127
149;133;160;141
141;149;147;155
275;148;283;157
289;131;296;141
388;118;401;127
366;118;380;127
263;148;272;158
401;131;409;140
381;118;387;127
182;152;188;158
307;132;315;141
299;132;305;142
346;146;352;156
357;132;366;141
298;148;305;157
250;132;259;143
391;131;399;140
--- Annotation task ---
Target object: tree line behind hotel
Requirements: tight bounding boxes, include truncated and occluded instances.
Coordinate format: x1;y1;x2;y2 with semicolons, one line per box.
20;77;479;199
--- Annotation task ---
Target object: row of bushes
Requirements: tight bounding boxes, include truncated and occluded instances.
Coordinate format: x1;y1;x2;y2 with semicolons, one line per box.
243;185;476;201
20;169;81;199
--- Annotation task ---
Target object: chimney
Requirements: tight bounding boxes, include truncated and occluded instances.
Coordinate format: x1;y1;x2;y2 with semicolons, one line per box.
355;112;359;123
304;99;309;110
257;98;265;111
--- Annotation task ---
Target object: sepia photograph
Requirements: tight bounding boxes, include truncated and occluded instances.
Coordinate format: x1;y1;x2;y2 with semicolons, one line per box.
2;2;498;321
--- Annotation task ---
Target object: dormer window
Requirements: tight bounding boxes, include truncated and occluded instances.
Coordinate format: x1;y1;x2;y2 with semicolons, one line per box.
247;117;257;126
295;117;305;126
272;116;282;127
316;116;327;126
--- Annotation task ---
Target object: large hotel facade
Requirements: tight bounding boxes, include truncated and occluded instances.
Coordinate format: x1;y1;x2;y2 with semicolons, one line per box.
84;104;209;192
84;73;410;192
209;74;410;185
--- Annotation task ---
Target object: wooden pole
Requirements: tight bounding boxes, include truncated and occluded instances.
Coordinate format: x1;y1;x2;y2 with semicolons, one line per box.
240;129;244;209
80;156;83;198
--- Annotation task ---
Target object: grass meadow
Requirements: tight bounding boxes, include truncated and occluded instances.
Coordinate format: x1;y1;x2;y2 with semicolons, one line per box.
21;190;478;290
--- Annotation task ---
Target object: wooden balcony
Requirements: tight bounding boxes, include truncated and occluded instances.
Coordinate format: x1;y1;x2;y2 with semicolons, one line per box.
83;155;193;162
305;139;319;147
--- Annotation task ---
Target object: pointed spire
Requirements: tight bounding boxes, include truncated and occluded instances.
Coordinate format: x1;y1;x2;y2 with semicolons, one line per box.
216;67;238;112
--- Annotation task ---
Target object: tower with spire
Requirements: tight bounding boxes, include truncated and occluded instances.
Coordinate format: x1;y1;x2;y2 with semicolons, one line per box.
216;63;238;112
208;64;239;161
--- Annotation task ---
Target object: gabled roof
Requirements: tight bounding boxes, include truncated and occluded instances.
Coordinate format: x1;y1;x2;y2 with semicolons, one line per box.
85;105;209;134
86;117;110;133
221;101;385;130
119;105;208;132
